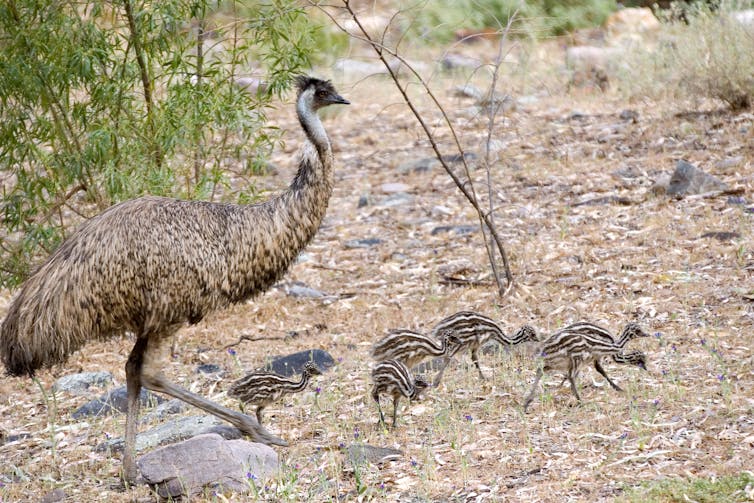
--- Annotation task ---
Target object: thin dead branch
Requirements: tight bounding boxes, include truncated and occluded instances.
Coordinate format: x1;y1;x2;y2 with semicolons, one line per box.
314;0;514;297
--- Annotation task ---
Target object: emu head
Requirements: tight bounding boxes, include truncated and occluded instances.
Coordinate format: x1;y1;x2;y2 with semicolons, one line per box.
294;75;350;110
303;361;324;377
622;322;650;340
517;324;539;343
412;376;431;397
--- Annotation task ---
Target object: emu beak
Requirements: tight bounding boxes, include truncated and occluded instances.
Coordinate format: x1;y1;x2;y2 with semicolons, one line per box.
330;93;350;105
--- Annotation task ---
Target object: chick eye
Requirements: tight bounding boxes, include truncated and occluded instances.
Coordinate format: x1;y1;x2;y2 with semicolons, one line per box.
317;90;327;97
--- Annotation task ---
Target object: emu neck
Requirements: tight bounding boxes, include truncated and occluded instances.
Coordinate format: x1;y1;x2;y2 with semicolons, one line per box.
290;372;311;392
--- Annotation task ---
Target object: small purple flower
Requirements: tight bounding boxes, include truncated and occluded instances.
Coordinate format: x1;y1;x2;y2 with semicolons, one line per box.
653;399;660;406
105;432;111;439
700;339;706;346
410;459;418;467
315;386;322;394
717;374;725;381
379;482;385;490
654;332;662;339
246;472;256;480
228;348;237;356
671;344;677;352
540;351;547;357
338;442;346;449
464;414;473;422
337;357;344;363
661;369;669;376
354;427;360;440
619;431;628;440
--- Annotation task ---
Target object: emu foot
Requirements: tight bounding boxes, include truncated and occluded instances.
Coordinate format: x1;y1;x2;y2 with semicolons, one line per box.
234;413;288;447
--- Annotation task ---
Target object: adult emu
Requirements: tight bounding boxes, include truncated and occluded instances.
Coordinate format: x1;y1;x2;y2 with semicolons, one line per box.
0;76;349;483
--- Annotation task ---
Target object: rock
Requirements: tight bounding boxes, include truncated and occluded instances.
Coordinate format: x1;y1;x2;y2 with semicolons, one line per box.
619;109;639;122
571;195;632;207
666;160;729;196
280;281;326;299
98;415;242;454
347;443;403;466
266;349;335;377
357;195;370;208
727;196;747;205
452;84;484;100
381;182;411;194
700;231;740;241
442;53;483;71
333;58;386;77
650;172;672;195
396;152;477;174
604;7;661;45
39;488;66;503
72;386;164;419
714;156;744;170
52;371;113;394
344;238;383;249
196;363;222;375
375;193;414;208
140;399;186;424
430;225;476;236
732;9;754;29
137;433;278;499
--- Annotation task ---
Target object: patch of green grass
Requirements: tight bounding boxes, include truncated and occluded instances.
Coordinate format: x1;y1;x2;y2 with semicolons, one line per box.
621;472;754;503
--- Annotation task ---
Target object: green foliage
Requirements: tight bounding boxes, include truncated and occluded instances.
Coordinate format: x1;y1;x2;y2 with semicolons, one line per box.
0;0;319;287
403;0;617;42
623;0;754;110
621;472;754;503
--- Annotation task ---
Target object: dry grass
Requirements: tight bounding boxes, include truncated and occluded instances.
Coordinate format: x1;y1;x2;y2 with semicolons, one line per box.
1;38;753;502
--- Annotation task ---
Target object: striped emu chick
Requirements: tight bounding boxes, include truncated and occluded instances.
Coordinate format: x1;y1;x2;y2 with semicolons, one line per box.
523;322;649;411
371;360;430;428
227;362;323;425
431;311;539;385
371;329;461;371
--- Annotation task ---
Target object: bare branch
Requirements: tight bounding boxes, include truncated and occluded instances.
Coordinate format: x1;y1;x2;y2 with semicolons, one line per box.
315;0;514;297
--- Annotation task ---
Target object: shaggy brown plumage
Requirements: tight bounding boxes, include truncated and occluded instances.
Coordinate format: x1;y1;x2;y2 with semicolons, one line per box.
0;75;349;482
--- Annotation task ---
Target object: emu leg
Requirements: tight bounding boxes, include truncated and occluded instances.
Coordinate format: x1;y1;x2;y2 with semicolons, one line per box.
470;346;486;380
594;359;623;392
567;366;581;402
372;388;385;426
522;367;543;412
432;357;451;387
123;337;148;484
140;336;287;447
391;395;401;428
256;406;265;426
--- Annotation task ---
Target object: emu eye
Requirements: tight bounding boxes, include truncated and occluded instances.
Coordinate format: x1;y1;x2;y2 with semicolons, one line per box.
317;90;327;98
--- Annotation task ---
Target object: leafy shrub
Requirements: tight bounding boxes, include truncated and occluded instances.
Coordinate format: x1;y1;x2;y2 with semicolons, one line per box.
0;0;318;286
402;0;618;42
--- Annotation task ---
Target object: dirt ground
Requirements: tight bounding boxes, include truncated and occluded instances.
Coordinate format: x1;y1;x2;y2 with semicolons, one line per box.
1;34;753;502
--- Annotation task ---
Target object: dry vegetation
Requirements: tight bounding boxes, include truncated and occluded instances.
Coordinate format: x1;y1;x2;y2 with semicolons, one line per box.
1;29;753;503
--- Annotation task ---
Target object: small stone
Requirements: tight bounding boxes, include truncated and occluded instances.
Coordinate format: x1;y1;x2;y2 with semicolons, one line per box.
72;386;164;419
700;231;740;241
196;363;222;375
650;172;672;194
667;160;728;196
344;238;383;249
140;399;186;424
619;109;639;122
266;349;335;377
39;488;66;503
357;195;370;208
430;225;476;236
452;84;484;99
347;443;403;466
714;156;744;170
727;196;747;205
375;193;414;208
281;281;326;298
381;182;411;194
442;54;483;71
52;371;113;394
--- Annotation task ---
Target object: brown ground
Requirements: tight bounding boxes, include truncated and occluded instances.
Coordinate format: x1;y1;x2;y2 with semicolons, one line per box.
1;36;753;502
